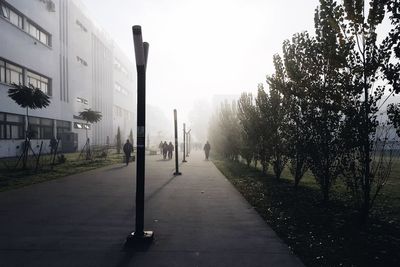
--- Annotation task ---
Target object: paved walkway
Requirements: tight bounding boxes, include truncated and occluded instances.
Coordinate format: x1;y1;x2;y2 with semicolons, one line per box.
0;151;303;267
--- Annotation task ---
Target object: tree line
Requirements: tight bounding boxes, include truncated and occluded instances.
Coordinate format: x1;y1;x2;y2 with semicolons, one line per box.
209;0;400;223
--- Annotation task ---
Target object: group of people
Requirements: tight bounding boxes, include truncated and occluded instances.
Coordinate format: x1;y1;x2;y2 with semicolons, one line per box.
122;139;211;166
159;141;174;160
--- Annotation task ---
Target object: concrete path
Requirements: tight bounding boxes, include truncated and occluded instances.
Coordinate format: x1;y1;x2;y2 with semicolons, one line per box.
0;151;303;267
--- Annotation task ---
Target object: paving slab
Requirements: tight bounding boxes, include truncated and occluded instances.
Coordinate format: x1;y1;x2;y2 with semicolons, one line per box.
0;151;303;266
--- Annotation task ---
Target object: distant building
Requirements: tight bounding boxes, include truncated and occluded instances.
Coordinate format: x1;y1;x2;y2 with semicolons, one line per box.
0;0;135;157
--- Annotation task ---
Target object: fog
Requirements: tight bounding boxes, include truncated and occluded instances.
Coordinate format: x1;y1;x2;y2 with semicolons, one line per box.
82;0;319;142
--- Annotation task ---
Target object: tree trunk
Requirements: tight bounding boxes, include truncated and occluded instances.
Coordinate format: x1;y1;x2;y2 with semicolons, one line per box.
22;107;29;169
362;72;371;225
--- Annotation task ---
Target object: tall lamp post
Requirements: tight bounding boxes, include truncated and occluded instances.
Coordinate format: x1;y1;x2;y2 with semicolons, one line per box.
182;123;187;163
173;109;181;175
125;25;153;246
186;129;191;157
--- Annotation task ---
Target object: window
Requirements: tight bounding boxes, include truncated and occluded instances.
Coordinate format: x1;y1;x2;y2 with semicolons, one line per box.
0;2;23;29
114;58;132;80
115;83;129;96
76;97;88;104
5;62;23;84
56;120;71;139
27;70;50;95
27;20;50;46
0;112;25;139
77;56;88;67
0;60;4;83
28;116;54;139
76;20;87;32
74;122;90;130
1;2;51;46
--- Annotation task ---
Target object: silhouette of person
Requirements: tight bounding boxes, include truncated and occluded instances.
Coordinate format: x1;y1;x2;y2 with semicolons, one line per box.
49;137;57;155
168;141;174;159
159;141;163;155
123;139;134;165
204;141;211;160
162;141;168;160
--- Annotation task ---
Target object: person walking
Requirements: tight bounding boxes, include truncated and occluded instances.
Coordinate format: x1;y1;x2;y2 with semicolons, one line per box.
49;137;58;155
168;141;174;160
204;141;211;160
159;141;163;155
162;141;168;160
123;139;134;165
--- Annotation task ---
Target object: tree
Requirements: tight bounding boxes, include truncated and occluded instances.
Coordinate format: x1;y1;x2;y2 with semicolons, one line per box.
335;0;397;222
218;101;241;160
208;100;241;160
255;84;272;174
8;83;50;168
237;93;258;167
266;55;289;180
387;104;400;137
129;129;134;144
8;83;51;137
303;0;350;203
385;0;400;134
78;108;102;160
281;33;314;188
116;126;122;154
79;108;102;140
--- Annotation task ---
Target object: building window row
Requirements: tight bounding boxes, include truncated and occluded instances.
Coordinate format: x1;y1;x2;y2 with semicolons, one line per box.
74;122;90;130
0;58;51;95
0;112;72;140
76;19;87;32
0;112;25;139
0;1;51;46
115;82;129;96
0;1;23;28
76;97;88;105
77;56;88;67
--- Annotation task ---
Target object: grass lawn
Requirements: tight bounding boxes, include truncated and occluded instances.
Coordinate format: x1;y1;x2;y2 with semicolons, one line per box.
0;151;128;192
213;156;400;267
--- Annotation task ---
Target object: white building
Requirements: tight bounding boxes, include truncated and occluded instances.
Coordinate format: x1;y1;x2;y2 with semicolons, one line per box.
0;0;136;158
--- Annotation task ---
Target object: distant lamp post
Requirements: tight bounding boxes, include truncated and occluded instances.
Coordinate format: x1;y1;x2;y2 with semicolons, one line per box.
173;109;181;175
182;123;187;163
186;129;191;157
125;25;154;247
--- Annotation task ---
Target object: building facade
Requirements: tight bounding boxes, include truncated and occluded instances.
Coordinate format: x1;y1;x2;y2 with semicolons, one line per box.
0;0;135;158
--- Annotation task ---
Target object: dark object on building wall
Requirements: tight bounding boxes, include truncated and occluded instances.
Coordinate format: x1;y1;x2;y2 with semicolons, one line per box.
59;132;78;153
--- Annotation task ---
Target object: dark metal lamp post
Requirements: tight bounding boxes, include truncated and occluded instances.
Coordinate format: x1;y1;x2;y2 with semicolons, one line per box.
125;25;154;247
182;123;187;163
173;109;181;175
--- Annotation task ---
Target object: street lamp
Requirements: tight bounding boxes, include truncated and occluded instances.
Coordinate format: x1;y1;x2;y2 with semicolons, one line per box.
173;109;181;175
125;25;153;247
182;123;187;163
186;129;191;157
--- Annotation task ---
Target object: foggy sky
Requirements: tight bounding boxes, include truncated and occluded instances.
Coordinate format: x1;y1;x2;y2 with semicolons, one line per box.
82;0;319;129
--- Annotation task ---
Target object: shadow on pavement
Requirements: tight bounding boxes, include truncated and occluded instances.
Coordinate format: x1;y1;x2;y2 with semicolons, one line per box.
104;165;128;172
145;174;176;202
115;239;153;267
